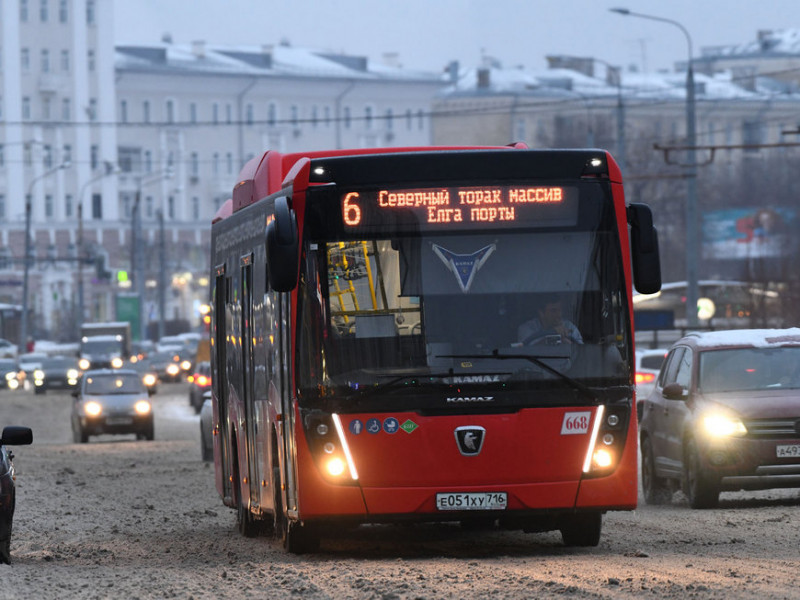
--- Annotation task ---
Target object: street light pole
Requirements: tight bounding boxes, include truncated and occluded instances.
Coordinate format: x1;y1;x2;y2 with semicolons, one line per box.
610;8;699;327
20;161;71;354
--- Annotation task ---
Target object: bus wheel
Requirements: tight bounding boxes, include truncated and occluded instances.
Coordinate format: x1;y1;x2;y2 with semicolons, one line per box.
641;437;671;504
236;472;261;538
683;438;720;509
560;513;602;547
283;520;320;554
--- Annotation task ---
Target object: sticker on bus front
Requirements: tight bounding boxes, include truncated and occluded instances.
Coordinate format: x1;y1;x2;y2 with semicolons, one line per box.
561;411;592;435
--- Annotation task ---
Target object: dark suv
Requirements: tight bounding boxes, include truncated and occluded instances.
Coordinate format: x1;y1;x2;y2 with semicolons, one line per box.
639;329;800;508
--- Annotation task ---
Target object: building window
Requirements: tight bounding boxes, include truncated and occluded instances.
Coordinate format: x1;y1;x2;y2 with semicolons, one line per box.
120;100;127;123
191;196;200;220
267;103;277;126
60;49;69;71
324;106;331;126
145;196;153;219
40;0;48;22
61;97;70;120
87;49;95;72
311;106;318;127
212;103;219;124
20;0;29;21
59;0;68;23
406;109;412;130
86;0;95;24
45;194;54;218
63;144;71;164
41;49;50;72
118;147;141;173
189;103;197;123
21;48;30;71
385;108;393;131
65;194;73;218
226;152;233;174
88;98;97;121
743;120;765;152
22;97;31;121
246;104;253;125
42;97;52;120
122;194;131;219
225;104;232;124
168;196;175;219
43;145;53;168
90;144;98;170
291;105;299;127
190;152;199;176
365;106;373;130
417;109;424;130
166;99;175;123
144;150;152;173
0;195;5;220
143;100;150;123
91;193;102;219
344;106;351;129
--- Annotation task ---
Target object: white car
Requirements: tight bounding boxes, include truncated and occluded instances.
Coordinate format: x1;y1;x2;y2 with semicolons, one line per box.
0;339;18;360
635;348;667;417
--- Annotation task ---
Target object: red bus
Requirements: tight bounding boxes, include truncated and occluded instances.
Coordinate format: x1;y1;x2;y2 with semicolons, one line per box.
209;144;661;552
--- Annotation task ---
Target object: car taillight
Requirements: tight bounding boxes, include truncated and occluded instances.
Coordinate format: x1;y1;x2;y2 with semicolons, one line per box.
635;372;656;385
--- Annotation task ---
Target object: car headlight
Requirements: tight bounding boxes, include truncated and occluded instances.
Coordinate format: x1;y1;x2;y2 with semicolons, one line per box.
84;401;103;417
111;357;124;369
67;368;79;380
180;360;192;371
701;413;747;438
142;373;157;387
134;400;152;415
4;371;15;381
79;358;91;370
33;369;44;380
166;364;180;376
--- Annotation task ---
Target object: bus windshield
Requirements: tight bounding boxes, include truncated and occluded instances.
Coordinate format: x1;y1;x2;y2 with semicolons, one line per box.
297;183;632;411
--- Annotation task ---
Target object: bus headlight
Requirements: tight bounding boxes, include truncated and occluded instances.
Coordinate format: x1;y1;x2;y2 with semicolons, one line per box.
85;401;103;417
582;405;630;477
325;457;347;477
701;413;747;438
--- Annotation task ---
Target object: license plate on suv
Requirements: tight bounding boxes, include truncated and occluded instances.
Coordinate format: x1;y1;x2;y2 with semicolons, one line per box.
436;492;507;511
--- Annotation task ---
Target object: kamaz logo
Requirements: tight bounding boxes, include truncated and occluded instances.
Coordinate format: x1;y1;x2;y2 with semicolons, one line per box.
450;375;500;383
446;396;495;403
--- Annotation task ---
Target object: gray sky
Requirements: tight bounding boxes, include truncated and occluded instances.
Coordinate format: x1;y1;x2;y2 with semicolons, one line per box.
115;0;800;73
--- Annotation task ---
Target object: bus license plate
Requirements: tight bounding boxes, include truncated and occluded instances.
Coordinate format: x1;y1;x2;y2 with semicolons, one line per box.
777;444;800;458
436;492;507;511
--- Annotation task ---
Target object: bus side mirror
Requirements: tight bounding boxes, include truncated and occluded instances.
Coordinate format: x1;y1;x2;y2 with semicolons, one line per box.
266;196;299;292
628;203;662;295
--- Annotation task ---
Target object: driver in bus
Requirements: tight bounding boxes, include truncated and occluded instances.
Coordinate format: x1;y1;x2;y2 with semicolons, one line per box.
517;294;583;346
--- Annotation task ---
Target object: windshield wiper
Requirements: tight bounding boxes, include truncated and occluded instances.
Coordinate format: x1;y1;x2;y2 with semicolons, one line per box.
439;350;596;403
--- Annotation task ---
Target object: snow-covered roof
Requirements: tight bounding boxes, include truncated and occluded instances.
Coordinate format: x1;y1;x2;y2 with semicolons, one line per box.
115;42;443;83
701;28;800;58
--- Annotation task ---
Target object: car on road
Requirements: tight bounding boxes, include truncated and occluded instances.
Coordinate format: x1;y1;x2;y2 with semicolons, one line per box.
32;355;81;395
71;369;154;443
199;391;213;462
188;361;211;414
17;352;47;387
0;425;33;564
0;359;23;391
148;350;185;383
639;328;800;509
635;347;667;417
0;339;18;360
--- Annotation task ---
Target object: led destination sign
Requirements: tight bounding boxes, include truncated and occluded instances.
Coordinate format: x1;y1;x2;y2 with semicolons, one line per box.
341;185;578;231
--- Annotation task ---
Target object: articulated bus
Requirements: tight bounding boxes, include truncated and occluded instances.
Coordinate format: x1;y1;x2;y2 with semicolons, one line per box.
209;144;661;552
